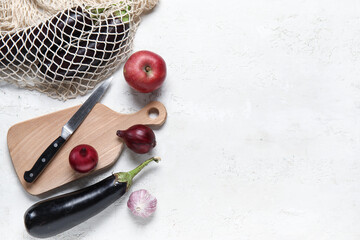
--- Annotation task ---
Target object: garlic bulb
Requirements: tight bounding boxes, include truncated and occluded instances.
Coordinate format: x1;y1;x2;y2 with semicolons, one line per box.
127;189;157;218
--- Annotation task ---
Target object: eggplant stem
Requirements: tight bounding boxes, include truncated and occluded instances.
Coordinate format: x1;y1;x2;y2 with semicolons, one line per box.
128;157;160;179
115;157;160;191
86;2;131;22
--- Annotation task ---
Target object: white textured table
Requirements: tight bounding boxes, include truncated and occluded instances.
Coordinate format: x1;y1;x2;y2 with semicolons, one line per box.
1;0;360;239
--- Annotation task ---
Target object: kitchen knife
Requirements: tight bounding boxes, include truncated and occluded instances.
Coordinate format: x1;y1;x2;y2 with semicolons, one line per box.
24;78;112;183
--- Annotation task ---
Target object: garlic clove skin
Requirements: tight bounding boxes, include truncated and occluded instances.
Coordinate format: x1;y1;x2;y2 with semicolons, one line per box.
127;189;157;218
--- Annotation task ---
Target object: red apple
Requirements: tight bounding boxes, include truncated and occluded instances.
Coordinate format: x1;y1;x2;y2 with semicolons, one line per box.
69;144;98;173
123;50;166;93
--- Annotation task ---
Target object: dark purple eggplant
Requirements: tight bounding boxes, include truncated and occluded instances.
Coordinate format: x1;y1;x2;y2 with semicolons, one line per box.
0;6;92;67
24;157;160;238
38;18;129;81
0;31;25;66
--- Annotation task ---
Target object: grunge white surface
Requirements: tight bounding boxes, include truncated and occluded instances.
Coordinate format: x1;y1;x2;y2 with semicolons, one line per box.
1;0;360;239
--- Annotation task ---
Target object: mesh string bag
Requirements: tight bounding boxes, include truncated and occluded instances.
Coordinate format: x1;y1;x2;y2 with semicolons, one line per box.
0;0;159;100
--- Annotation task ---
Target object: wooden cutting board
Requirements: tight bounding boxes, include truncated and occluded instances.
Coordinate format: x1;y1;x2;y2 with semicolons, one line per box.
7;101;167;196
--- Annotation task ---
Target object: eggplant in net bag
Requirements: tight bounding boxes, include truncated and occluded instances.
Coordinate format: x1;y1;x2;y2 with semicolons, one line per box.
0;0;159;100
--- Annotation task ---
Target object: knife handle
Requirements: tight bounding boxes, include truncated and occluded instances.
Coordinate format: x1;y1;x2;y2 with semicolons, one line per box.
24;136;66;183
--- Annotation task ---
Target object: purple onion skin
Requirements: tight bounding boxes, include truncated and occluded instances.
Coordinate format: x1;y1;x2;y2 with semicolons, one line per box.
116;125;156;154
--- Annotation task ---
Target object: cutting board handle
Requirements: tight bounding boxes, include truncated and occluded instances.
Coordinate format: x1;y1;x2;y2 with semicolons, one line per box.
130;101;167;126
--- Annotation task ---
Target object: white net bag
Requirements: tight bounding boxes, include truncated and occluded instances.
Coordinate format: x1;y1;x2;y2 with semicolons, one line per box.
0;0;158;100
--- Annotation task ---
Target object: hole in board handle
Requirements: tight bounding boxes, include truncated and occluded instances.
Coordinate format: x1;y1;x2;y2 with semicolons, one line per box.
148;107;159;119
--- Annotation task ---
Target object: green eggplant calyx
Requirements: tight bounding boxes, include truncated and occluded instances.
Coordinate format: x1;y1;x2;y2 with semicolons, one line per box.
85;2;131;22
115;157;160;191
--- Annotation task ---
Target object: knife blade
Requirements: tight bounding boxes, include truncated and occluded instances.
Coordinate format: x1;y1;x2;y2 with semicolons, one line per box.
24;78;112;183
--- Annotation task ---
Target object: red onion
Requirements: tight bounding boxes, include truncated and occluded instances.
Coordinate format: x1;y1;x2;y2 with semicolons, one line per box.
69;144;98;173
116;124;156;154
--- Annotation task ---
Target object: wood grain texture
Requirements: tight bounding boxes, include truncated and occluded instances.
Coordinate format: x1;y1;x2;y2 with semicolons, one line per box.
7;101;167;195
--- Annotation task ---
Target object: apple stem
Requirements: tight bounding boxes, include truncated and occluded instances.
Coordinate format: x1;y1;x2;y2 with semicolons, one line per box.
145;66;151;72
